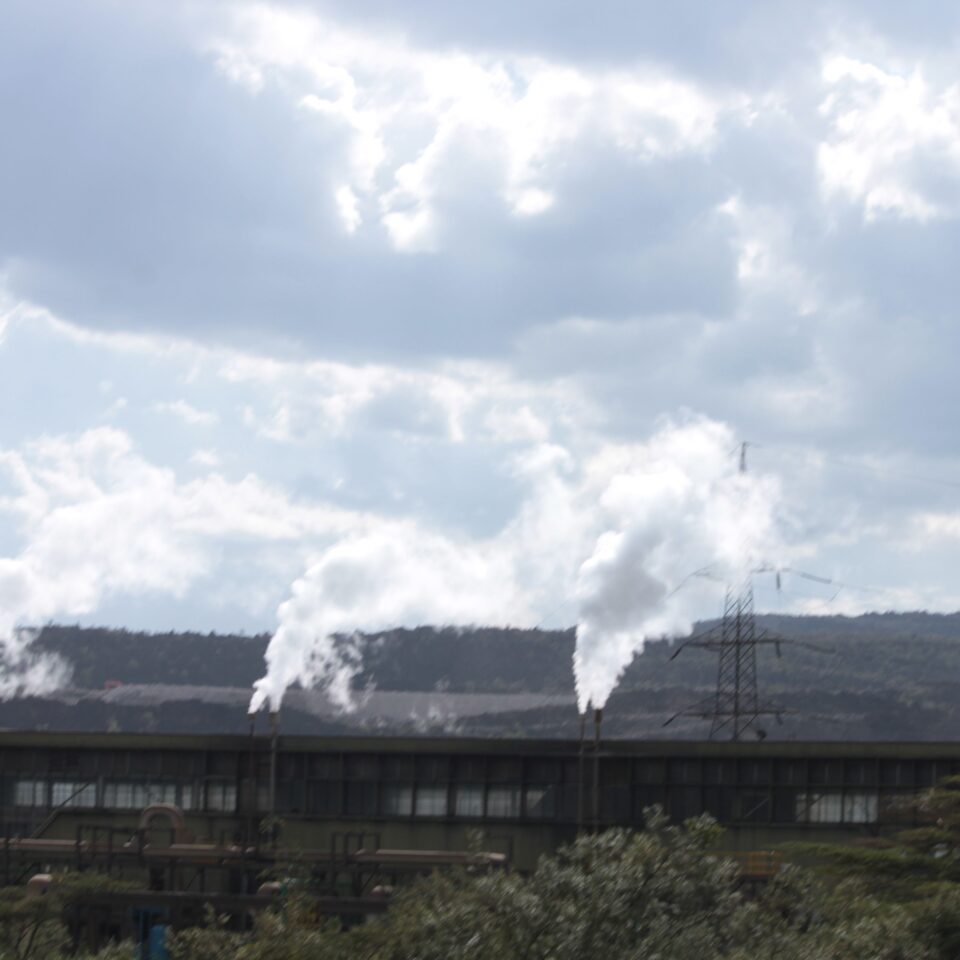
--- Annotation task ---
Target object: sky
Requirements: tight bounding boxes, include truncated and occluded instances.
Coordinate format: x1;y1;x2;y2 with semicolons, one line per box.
2;0;960;700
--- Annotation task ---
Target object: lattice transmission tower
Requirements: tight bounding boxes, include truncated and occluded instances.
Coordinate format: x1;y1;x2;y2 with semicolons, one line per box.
663;442;832;740
665;584;787;740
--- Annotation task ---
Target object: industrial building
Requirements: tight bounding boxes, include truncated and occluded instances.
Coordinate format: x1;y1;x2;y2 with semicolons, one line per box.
0;730;952;878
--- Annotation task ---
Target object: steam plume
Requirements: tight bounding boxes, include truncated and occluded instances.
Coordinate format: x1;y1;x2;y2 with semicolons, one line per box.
248;527;530;713
573;418;781;712
251;417;783;715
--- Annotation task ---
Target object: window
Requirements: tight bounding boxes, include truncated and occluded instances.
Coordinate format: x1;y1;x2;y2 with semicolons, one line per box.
99;751;128;777
634;760;665;784
14;780;46;807
129;753;162;777
277;780;304;814
104;782;147;809
4;749;28;772
308;756;340;779
525;785;556;819
881;761;914;787
416;757;450;782
346;781;378;816
383;757;414;780
667;760;700;785
773;788;800;823
739;761;771;786
488;760;521;783
600;760;630;786
145;783;177;805
278;755;305;779
161;752;185;777
703;761;735;785
808;761;842;786
76;783;97;807
414;786;448;816
112;782;175;808
207;753;235;777
843;791;878;824
486;786;520;818
49;751;80;774
703;786;736;821
307;781;341;815
382;784;413;816
668;786;701;822
454;758;485;782
52;782;96;808
181;784;196;810
600;787;631;822
78;753;99;777
797;791;843;823
206;781;237;812
562;760;580;785
775;761;805;786
454;785;483;817
345;755;379;780
558;784;580;820
526;760;560;783
795;790;878;824
738;791;770;823
845;761;877;786
916;762;948;787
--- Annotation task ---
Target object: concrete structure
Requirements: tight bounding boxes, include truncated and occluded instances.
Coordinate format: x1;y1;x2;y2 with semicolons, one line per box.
0;730;952;877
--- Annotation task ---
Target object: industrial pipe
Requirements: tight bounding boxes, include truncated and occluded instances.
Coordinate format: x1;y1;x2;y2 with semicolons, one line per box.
577;711;586;834
593;708;602;834
269;711;279;820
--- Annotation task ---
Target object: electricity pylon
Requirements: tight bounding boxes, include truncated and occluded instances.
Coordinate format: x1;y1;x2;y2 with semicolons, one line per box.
664;584;786;740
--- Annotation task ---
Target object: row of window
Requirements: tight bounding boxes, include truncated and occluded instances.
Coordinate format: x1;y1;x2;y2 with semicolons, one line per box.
11;780;235;812
8;778;556;820
0;780;907;826
799;791;878;824
642;759;949;787
303;781;559;819
379;784;554;819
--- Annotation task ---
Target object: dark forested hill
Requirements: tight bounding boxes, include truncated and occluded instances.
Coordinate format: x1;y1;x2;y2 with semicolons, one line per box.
20;612;960;739
35;625;271;689
34;612;960;693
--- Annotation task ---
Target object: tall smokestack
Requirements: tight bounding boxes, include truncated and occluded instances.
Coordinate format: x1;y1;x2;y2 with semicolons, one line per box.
577;711;587;834
269;711;279;821
247;711;257;829
593;707;602;834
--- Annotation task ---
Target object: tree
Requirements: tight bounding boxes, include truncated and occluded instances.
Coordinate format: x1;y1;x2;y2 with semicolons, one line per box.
345;811;926;960
0;812;942;959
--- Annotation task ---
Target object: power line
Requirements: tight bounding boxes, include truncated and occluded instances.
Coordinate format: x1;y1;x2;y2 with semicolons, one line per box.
754;443;960;493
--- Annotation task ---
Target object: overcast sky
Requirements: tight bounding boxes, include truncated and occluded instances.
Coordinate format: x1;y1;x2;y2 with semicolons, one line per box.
1;0;960;645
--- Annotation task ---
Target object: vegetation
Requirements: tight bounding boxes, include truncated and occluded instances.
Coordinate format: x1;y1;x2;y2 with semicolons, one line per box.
37;613;960;694
0;872;136;960
791;774;960;929
5;808;960;958
23;613;960;738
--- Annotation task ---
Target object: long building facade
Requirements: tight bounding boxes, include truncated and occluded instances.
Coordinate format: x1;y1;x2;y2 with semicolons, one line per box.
0;731;953;874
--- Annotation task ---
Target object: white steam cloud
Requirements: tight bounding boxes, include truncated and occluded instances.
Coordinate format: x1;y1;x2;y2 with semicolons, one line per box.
248;526;534;713
0;426;360;699
252;416;784;716
574;421;782;712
